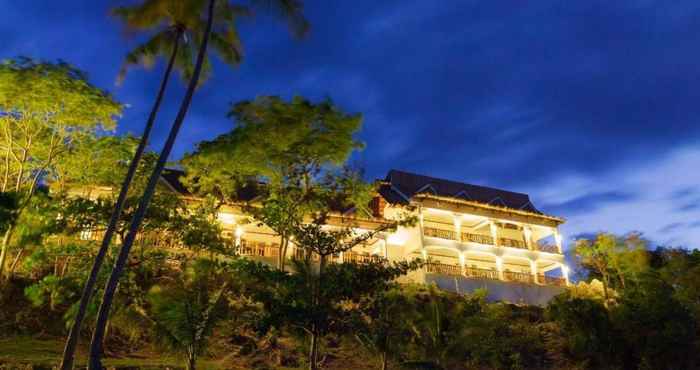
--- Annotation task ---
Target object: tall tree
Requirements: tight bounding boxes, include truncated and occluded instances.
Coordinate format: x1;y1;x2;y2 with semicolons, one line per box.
59;0;245;364
575;232;650;306
0;58;121;284
181;96;364;270
87;1;307;368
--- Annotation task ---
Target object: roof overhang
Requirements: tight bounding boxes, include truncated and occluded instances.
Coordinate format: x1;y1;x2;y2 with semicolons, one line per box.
412;193;565;228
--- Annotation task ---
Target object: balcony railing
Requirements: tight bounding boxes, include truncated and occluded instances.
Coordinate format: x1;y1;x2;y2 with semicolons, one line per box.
538;244;560;253
461;232;494;245
425;262;564;286
426;261;462;275
539;275;567;286
423;227;457;240
239;241;280;258
504;270;534;283
343;251;385;264
499;237;527;249
464;266;499;280
423;227;562;255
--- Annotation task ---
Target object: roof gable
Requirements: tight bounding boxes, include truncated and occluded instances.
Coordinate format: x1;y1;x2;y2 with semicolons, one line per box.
384;169;543;214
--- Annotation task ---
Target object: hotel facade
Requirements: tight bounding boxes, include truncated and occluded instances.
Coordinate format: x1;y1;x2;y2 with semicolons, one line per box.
82;168;568;305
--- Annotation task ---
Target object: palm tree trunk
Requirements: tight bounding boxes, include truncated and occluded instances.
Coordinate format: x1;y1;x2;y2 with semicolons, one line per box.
309;327;319;370
87;1;216;368
59;30;183;370
0;223;15;282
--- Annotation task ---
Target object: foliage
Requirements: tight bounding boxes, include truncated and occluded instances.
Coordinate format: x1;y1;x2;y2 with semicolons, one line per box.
182;96;368;270
574;232;649;304
545;294;619;369
0;57;122;282
148;258;231;370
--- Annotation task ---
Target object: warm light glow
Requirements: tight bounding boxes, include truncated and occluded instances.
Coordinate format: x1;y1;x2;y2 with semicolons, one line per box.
387;234;406;245
235;226;244;238
217;212;235;225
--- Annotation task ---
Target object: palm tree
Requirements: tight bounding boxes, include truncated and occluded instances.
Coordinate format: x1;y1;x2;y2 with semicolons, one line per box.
86;1;307;368
59;1;243;368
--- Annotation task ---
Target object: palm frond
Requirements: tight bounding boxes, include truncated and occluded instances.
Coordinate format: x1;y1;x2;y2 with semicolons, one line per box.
210;28;244;66
253;0;310;38
117;30;179;85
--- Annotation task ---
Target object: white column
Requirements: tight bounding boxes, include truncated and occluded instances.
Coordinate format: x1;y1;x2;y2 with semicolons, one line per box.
553;228;563;253
530;259;539;284
453;214;461;242
459;252;466;275
523;226;533;250
234;226;244;248
490;220;499;247
561;263;570;286
496;256;504;280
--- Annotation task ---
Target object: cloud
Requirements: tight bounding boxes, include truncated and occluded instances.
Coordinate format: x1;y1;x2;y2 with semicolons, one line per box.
543;191;639;217
532;146;700;249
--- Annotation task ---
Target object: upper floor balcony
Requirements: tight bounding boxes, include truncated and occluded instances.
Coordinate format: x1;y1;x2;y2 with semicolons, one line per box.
423;226;561;254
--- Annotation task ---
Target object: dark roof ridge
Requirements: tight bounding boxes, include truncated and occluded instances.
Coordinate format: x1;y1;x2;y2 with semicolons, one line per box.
386;169;529;198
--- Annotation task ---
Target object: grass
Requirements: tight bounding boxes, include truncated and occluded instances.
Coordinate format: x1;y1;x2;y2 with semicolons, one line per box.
0;336;221;369
0;335;376;369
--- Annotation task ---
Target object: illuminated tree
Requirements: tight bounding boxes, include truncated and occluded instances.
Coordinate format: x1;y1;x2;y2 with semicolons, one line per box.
87;1;308;368
0;58;121;285
182;96;365;270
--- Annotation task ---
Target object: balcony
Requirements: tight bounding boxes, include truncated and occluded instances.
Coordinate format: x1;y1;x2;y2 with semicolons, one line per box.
461;232;494;245
343;251;385;264
423;227;561;255
423;227;457;240
499;237;527;250
239;241;280;258
537;244;560;253
538;274;567;286
504;270;533;283
424;262;563;287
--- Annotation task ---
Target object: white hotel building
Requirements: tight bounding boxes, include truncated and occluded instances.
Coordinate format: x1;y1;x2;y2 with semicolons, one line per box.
158;169;568;305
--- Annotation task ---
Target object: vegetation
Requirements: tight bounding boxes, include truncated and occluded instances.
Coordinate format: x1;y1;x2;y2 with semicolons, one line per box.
0;3;697;370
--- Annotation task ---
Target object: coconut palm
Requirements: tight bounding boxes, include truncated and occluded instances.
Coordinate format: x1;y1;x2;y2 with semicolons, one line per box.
86;0;307;368
59;1;245;368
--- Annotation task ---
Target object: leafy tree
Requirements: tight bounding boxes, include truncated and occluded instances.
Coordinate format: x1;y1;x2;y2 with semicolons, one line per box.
148;259;231;370
545;294;619;369
182;96;365;270
0;58;121;284
88;2;308;367
353;287;414;370
399;286;485;369
61;0;246;363
612;273;697;370
244;257;419;370
654;247;700;322
574;233;649;305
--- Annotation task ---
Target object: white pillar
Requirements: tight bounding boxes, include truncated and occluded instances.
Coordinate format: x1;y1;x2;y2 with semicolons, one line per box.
553;229;563;253
453;214;461;242
459;252;466;275
490;220;499;247
523;226;533;250
530;259;539;284
234;226;243;249
496;256;504;280
561;263;570;286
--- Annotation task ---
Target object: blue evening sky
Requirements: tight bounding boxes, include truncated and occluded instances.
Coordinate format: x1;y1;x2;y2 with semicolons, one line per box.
2;1;700;248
